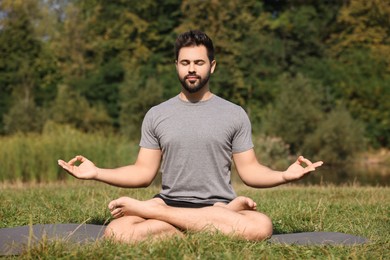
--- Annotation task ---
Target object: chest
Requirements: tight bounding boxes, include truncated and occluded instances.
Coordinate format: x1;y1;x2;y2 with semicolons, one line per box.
154;108;236;150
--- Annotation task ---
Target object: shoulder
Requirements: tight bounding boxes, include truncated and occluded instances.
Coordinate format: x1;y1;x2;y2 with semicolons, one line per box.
146;95;180;116
212;95;247;115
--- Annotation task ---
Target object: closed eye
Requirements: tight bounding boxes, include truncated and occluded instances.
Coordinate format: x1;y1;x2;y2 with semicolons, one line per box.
195;60;205;65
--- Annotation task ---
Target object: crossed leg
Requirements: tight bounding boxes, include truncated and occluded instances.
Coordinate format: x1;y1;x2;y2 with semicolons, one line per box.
104;196;272;242
104;215;183;242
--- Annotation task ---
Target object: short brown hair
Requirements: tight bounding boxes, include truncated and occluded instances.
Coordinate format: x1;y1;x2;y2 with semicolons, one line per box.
175;30;215;62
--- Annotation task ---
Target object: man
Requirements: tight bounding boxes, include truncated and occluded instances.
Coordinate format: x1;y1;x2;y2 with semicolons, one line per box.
58;30;323;242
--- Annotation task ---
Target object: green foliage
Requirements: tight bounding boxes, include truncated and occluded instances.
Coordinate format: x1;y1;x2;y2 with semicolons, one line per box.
302;106;366;165
50;85;112;132
3;99;45;134
119;67;163;138
0;0;60;134
0;0;388;152
178;0;277;109
262;74;367;165
262;74;325;153
253;135;290;169
0;122;137;182
331;49;390;147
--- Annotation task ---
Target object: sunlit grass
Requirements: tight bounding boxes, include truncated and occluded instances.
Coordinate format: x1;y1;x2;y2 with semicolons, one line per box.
1;182;389;259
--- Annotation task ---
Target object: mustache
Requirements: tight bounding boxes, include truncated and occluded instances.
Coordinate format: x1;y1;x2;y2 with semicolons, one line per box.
185;74;200;79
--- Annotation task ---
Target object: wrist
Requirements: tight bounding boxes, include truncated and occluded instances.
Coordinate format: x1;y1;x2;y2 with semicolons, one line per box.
281;171;290;184
93;167;101;180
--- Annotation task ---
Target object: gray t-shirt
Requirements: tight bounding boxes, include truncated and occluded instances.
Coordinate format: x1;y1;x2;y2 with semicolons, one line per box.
140;94;253;204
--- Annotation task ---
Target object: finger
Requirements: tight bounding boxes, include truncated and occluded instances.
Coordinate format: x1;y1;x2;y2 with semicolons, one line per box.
110;208;122;216
303;167;316;174
304;161;324;172
76;155;87;163
67;157;80;165
312;161;324;168
57;159;65;164
112;212;123;219
113;213;124;219
58;160;73;172
111;208;125;219
295;156;304;165
57;159;67;168
304;163;324;174
298;156;313;166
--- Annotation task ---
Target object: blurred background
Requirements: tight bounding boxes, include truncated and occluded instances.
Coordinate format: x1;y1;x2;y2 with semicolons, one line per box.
0;0;389;185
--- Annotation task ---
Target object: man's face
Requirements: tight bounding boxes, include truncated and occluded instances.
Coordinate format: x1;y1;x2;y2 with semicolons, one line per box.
176;45;216;93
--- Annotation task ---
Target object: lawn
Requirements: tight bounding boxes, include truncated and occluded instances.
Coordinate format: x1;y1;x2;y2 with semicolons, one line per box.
1;182;389;259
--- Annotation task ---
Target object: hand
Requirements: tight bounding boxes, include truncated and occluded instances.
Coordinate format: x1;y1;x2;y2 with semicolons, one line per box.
58;155;98;180
282;156;323;183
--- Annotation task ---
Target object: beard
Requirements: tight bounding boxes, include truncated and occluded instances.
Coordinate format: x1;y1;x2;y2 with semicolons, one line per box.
179;71;211;93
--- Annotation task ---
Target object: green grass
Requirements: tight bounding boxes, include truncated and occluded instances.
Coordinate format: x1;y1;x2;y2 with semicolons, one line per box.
1;182;389;259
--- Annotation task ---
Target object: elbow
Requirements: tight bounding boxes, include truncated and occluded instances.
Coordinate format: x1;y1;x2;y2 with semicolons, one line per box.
241;179;257;188
140;183;151;188
137;176;156;188
137;180;153;188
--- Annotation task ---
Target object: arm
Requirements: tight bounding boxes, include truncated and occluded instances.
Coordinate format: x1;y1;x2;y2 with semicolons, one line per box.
233;148;323;188
58;147;162;188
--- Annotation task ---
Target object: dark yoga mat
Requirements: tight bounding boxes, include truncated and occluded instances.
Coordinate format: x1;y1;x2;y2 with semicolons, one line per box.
269;232;369;245
0;224;369;255
0;224;106;256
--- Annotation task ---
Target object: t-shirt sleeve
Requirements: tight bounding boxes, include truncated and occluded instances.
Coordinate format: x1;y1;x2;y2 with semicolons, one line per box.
232;107;254;153
139;108;161;149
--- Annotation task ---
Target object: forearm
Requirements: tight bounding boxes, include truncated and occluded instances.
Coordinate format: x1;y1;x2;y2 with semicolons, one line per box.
94;165;156;188
235;151;323;188
238;164;288;188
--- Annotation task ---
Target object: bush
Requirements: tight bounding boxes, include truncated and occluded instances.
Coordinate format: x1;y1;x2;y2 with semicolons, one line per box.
302;107;366;165
50;85;113;133
262;74;325;153
253;135;290;169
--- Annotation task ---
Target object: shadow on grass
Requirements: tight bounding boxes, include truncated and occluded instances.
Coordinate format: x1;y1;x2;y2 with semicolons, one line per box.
272;227;313;235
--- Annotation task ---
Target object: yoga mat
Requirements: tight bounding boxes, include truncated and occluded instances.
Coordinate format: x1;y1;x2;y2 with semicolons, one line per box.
0;224;369;256
269;231;369;245
0;224;105;256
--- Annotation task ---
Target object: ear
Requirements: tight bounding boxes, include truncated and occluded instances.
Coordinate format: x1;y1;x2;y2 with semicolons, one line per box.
210;60;217;74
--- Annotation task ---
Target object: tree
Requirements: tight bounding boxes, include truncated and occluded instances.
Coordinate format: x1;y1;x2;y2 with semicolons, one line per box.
302;106;365;165
119;67;163;138
324;0;390;147
50;84;112;132
328;0;390;70
57;0;181;131
0;0;56;133
262;74;325;153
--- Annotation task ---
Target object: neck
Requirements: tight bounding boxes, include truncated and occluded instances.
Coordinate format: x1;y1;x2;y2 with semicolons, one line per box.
179;89;213;103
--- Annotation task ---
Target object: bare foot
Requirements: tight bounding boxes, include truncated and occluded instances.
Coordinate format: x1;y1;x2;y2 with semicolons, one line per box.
108;197;166;219
214;196;257;212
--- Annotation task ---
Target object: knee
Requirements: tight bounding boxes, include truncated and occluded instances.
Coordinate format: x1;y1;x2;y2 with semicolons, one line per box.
104;217;139;242
104;220;120;240
245;214;273;241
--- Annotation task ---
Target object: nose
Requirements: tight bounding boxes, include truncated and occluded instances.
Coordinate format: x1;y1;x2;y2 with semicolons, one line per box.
188;62;196;73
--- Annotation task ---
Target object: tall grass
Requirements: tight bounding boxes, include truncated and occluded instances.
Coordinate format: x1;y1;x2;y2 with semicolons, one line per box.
0;122;138;182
